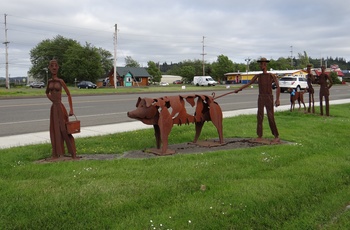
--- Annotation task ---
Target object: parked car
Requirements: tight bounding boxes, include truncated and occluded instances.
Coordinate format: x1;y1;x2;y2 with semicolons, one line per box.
159;82;169;86
30;82;45;88
77;81;97;89
173;80;183;84
278;76;308;92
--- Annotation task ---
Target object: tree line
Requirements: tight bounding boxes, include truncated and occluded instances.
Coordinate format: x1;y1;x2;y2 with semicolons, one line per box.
30;35;350;85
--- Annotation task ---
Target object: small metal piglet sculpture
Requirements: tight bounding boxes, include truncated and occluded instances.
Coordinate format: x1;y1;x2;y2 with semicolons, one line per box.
127;94;224;155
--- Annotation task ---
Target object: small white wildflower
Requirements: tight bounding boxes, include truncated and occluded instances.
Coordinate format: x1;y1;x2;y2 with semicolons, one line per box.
150;220;153;223
210;206;213;209
160;224;163;227
188;220;192;224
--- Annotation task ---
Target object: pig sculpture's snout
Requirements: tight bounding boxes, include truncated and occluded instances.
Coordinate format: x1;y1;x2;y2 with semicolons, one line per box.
127;110;136;119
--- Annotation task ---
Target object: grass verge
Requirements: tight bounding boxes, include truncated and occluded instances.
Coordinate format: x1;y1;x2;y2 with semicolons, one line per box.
1;104;350;229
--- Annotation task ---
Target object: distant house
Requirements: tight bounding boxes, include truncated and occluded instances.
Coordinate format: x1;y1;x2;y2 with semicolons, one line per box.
314;67;344;82
104;67;151;87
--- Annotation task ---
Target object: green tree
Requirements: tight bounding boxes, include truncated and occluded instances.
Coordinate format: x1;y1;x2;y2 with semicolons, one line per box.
179;66;196;82
29;35;79;82
97;48;113;74
61;43;104;83
297;51;309;68
29;35;112;84
125;56;140;67
211;55;234;82
147;61;162;83
330;71;341;84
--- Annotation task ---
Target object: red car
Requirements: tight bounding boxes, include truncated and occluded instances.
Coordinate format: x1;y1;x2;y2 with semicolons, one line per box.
173;80;183;84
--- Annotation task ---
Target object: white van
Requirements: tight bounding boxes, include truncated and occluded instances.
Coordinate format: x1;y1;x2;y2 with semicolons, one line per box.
193;76;217;86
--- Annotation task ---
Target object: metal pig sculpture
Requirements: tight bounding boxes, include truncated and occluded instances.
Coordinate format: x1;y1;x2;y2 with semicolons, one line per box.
127;94;224;155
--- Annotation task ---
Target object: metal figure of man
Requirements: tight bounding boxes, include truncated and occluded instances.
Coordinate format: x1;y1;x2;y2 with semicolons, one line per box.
318;65;333;116
234;57;280;143
306;64;315;113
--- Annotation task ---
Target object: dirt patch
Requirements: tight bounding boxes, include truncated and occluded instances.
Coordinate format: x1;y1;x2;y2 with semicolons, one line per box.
36;138;288;163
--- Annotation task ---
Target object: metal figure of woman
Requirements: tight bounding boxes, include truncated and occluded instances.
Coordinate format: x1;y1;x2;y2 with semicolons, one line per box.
46;59;77;158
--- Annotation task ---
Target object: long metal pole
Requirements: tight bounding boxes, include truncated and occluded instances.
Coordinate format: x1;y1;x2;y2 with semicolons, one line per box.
201;36;206;76
4;14;10;89
113;24;117;89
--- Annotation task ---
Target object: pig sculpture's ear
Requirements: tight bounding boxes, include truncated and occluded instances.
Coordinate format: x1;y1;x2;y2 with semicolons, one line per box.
144;98;155;107
153;99;165;108
136;97;142;107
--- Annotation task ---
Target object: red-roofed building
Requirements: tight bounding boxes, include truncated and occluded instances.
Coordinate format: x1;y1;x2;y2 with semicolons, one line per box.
314;67;344;82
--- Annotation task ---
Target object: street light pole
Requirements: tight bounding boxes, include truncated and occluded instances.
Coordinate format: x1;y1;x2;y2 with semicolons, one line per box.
43;68;48;86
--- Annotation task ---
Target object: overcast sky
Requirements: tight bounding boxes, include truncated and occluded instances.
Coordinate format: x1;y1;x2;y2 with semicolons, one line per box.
1;0;350;77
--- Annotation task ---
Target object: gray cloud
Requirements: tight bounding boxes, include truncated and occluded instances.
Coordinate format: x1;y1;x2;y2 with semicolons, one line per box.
1;0;350;77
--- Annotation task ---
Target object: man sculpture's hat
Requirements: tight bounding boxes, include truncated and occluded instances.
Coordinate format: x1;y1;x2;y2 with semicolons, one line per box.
257;57;270;63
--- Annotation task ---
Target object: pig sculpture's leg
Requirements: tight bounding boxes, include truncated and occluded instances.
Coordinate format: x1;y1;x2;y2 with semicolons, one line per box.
153;125;161;149
208;101;224;144
158;107;174;155
194;121;204;143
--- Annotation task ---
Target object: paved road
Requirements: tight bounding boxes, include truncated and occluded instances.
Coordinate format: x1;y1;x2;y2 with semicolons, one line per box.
1;85;350;137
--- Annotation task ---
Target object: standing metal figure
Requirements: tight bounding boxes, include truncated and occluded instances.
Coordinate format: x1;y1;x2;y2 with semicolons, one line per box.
318;65;333;116
234;57;280;144
46;59;77;158
306;64;315;113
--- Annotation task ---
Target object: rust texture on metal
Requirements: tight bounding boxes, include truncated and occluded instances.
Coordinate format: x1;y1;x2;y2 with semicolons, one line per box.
46;59;77;159
234;57;280;144
127;94;224;155
318;65;333;116
306;64;315;113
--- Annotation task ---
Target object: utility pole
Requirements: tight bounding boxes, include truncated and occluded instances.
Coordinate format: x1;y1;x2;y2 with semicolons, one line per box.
245;57;251;73
3;14;10;89
244;58;251;84
201;36;207;76
113;24;118;89
290;45;293;67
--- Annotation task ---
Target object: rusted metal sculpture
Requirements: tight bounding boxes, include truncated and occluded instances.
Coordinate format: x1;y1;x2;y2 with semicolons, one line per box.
288;88;306;112
318;65;333;116
234;57;280;144
127;94;224;155
46;59;77;159
306;64;315;113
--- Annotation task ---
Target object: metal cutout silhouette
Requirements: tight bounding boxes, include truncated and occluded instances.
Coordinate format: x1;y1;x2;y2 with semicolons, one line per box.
46;59;77;158
234;57;280;144
127;94;224;155
288;88;306;112
318;65;333;116
306;64;315;113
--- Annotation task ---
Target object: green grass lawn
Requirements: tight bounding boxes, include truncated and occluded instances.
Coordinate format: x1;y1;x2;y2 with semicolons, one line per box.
1;104;350;229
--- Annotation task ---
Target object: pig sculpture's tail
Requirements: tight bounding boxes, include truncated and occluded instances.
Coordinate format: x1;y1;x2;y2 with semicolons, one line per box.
212;91;235;100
